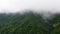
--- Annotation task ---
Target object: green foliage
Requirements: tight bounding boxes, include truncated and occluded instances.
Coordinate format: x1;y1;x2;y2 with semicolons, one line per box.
51;13;60;34
0;12;60;34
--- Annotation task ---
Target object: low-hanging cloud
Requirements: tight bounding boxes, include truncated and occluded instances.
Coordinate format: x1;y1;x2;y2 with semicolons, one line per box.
0;0;60;13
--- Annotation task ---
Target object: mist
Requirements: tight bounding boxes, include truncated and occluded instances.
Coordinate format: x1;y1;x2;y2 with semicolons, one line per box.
0;0;60;13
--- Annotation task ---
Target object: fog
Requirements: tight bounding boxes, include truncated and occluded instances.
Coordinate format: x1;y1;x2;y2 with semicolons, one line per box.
0;0;60;13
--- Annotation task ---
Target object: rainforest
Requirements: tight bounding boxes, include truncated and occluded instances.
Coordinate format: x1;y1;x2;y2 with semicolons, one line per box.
0;11;60;34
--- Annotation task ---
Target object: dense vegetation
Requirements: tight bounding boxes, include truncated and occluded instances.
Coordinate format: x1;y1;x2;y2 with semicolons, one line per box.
0;11;60;34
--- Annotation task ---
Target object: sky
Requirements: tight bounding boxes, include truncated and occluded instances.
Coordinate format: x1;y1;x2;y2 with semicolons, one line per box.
0;0;60;13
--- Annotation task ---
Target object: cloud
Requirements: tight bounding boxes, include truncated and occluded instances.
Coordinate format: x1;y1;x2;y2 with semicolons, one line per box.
0;0;60;13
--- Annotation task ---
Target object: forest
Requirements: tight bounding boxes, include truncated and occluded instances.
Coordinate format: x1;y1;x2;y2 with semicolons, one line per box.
0;11;60;34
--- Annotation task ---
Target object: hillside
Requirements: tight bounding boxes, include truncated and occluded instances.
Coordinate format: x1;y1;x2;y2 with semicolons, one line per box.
0;12;60;34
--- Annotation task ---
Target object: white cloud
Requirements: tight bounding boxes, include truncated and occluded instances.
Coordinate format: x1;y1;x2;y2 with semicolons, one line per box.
0;0;60;13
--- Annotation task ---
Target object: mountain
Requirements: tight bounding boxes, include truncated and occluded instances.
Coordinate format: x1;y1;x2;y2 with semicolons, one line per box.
0;11;60;34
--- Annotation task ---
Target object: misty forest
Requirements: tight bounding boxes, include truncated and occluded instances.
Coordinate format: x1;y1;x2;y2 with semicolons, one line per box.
0;11;60;34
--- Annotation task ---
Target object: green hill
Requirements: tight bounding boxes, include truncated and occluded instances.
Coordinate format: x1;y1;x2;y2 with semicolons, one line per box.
0;12;60;34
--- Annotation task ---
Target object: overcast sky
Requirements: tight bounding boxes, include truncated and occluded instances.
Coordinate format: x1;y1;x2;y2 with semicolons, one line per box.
0;0;60;13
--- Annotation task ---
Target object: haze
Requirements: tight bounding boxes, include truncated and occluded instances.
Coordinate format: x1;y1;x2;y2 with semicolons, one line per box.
0;0;60;13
